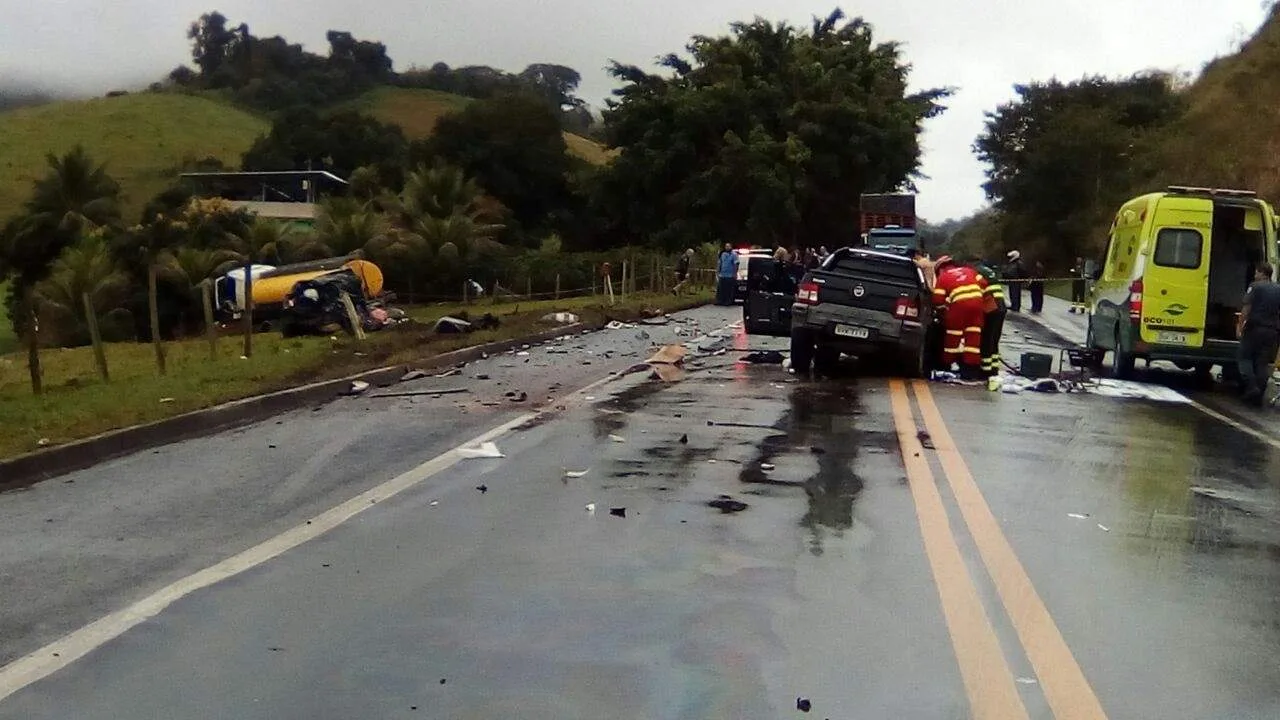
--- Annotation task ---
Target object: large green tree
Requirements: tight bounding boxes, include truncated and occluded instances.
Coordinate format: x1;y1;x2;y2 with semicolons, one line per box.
596;9;949;250
429;91;572;243
973;73;1184;265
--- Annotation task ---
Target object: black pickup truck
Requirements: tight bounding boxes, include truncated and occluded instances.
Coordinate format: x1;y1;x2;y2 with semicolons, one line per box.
744;247;933;377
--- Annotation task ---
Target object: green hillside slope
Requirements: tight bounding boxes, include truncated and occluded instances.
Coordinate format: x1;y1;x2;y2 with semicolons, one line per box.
0;93;268;224
355;86;615;165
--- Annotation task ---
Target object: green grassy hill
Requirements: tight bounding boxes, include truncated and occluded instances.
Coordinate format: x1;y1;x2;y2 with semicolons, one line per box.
0;93;268;224
0;87;614;230
355;86;616;165
1147;7;1280;197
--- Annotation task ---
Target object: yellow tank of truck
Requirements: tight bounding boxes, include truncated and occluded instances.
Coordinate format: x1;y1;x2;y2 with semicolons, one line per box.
251;259;384;307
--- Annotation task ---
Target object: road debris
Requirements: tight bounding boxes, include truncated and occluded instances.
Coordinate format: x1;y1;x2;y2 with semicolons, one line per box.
1097;523;1111;532
370;387;469;399
1016;676;1038;685
434;368;462;378
564;469;590;479
609;434;626;443
540;312;580;324
457;442;504;459
1067;513;1090;520
476;374;490;380
37;438;51;447
476;484;488;494
158;397;175;404
400;369;429;382
347;380;371;395
610;507;627;517
760;463;776;471
679;434;689;444
796;697;812;713
707;495;749;514
916;430;935;449
508;391;528;403
585;503;596;514
742;350;785;364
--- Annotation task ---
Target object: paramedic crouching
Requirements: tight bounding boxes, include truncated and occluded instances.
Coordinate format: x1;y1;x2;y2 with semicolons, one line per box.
1236;262;1280;407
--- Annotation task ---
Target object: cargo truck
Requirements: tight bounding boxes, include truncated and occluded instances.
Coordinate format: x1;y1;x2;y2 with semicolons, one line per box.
214;257;384;321
860;193;917;256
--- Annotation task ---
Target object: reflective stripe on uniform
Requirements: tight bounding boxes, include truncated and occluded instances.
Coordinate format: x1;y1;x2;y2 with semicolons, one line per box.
963;347;982;354
947;283;984;302
943;347;963;354
945;329;964;336
964;326;983;333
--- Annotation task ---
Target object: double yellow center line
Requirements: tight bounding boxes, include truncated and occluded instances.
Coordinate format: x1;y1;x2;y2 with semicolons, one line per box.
889;379;1108;720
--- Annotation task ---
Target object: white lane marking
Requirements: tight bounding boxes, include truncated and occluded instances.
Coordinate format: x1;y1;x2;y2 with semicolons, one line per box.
0;310;739;702
0;413;534;702
1189;399;1280;451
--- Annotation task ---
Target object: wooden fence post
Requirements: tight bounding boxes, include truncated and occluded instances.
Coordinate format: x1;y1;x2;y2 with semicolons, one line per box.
463;280;470;305
241;263;254;359
526;276;532;300
555;274;561;299
201;280;217;361
82;292;109;382
621;261;628;302
25;292;42;396
340;293;367;340
491;280;500;305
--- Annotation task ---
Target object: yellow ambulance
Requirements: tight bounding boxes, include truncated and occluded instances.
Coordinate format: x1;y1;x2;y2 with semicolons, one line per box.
1086;186;1279;379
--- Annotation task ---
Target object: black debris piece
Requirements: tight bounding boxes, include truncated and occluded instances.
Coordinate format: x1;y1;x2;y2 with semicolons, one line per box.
796;697;812;713
742;350;785;364
434;316;473;334
476;374;490;380
610;507;627;518
917;430;935;449
810;446;826;455
509;391;528;403
476;485;488;494
707;496;749;514
679;434;689;444
504;391;515;397
439;678;447;685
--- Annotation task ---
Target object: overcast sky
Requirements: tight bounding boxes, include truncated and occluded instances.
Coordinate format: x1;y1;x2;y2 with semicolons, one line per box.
0;1;1271;220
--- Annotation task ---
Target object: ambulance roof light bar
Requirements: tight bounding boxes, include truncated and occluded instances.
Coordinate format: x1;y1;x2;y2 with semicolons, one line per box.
1167;185;1258;198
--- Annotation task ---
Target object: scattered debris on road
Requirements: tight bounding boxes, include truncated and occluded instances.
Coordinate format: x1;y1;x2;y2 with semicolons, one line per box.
1067;512;1090;520
916;430;935;449
370;387;469;399
610;507;627;517
708;495;749;514
585;503;596;514
609;434;626;443
679;434;689;444
1016;677;1038;685
1097;523;1111;532
540;312;580;324
476;484;488;494
742;350;785;364
400;369;428;382
346;380;371;396
760;463;775;471
796;697;812;713
564;469;590;478
457;442;504;459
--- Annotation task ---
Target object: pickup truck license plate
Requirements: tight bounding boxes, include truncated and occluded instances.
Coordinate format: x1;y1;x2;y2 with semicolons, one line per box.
834;324;870;339
1156;331;1189;345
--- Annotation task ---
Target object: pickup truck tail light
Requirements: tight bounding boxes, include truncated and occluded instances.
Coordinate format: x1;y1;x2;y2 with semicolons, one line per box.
796;281;820;305
894;296;920;320
1128;278;1143;321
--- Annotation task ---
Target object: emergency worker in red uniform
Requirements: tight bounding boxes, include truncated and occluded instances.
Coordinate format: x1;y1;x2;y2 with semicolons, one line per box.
932;256;989;380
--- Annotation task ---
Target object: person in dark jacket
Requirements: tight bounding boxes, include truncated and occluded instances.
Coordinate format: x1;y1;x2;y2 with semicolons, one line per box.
1002;250;1025;312
1029;261;1046;314
1237;262;1280;406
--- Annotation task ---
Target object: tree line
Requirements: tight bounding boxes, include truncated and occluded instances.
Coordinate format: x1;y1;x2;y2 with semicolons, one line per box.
1;7;948;348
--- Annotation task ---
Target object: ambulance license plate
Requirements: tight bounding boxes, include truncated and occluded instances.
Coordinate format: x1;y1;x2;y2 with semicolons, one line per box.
834;324;870;339
1156;331;1189;345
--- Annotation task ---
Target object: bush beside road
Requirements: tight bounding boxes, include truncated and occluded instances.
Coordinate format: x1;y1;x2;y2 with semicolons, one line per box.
0;291;709;460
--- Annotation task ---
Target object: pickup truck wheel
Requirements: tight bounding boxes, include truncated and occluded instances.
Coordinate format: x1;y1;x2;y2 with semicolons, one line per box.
790;329;814;373
814;343;840;374
899;343;926;378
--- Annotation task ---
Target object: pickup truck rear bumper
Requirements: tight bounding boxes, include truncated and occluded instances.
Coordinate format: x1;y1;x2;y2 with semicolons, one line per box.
792;303;924;354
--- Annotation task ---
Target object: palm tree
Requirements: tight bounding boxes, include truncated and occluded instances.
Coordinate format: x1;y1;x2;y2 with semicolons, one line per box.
404;213;504;262
26;145;122;234
35;233;129;344
314;201;390;258
125;217;189;375
227;218;292;264
397;163;492;225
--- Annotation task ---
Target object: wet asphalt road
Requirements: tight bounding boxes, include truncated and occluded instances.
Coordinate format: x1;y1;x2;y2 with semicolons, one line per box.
2;304;1280;718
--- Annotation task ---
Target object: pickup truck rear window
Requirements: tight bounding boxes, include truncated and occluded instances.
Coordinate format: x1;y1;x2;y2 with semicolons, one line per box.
831;255;920;284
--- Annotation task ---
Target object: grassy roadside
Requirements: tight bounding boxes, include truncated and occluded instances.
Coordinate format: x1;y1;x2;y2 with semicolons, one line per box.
0;280;13;355
0;290;711;460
